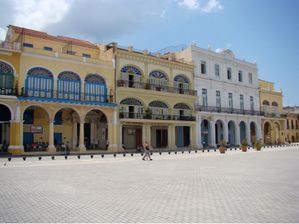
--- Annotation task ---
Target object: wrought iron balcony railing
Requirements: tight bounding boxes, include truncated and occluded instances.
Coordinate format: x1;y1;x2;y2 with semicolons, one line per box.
0;87;17;96
117;80;197;96
195;105;264;116
119;112;196;121
19;88;114;104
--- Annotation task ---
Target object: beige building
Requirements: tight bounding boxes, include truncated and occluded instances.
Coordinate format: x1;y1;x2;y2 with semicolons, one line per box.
283;106;299;143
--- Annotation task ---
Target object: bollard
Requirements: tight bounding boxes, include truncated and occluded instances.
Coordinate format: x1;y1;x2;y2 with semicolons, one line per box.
123;153;126;157
207;149;210;152
113;154;116;157
65;155;67;160
214;149;216;152
175;151;177;154
131;153;134;157
195;150;197;153
51;156;55;160
101;154;104;158
168;151;171;155
38;156;42;161
77;155;80;159
23;157;26;161
202;149;204;153
159;152;162;155
90;155;94;159
188;150;191;153
8;157;11;162
182;151;184;154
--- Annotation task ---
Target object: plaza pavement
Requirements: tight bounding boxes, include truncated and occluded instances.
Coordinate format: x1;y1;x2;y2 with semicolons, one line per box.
0;146;299;223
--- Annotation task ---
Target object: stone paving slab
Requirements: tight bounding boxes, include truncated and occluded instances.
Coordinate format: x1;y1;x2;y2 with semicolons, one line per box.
0;147;299;223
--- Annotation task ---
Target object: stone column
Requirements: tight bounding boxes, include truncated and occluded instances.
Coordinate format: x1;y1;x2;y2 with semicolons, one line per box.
246;122;252;146
223;121;228;143
168;124;176;149
236;123;240;146
79;121;86;152
196;117;202;148
108;109;119;152
47;120;56;153
210;121;216;147
8;120;24;154
72;121;77;148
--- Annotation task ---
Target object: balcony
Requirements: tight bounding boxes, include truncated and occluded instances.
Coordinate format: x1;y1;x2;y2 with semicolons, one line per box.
0;41;21;51
119;112;196;121
0;87;17;96
18;88;115;106
195;105;263;116
117;80;197;96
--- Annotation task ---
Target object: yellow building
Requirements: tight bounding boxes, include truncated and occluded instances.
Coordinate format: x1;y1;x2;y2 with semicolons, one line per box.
283;107;299;143
259;79;285;144
107;44;197;150
0;25;118;155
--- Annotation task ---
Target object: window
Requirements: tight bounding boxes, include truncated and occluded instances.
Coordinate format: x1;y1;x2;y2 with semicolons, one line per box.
215;64;220;77
23;43;33;48
82;53;91;58
238;70;243;82
66;50;76;55
249;73;253;84
240;94;244;110
250;96;254;111
201;61;206;74
216;90;221;108
228;93;233;109
24;110;34;124
202;89;208;107
227;67;232;80
44;46;53;51
54;111;62;125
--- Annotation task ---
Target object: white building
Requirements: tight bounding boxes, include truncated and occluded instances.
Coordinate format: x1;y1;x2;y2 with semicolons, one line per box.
172;44;262;147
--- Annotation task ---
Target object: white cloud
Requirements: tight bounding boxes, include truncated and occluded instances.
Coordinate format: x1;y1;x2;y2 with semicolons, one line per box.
13;0;70;30
178;0;199;10
178;0;222;12
201;0;223;13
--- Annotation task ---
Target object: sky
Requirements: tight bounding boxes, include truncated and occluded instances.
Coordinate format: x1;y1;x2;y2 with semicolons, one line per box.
0;0;298;106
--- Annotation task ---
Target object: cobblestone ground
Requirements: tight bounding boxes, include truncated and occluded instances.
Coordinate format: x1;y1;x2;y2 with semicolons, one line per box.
0;147;299;223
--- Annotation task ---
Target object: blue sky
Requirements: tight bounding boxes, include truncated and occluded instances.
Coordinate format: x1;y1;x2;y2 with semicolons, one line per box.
0;0;298;105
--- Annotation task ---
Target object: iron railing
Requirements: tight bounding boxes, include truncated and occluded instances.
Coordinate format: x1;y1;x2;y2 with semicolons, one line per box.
195;105;264;116
0;87;17;96
119;112;196;121
20;88;114;104
117;80;197;96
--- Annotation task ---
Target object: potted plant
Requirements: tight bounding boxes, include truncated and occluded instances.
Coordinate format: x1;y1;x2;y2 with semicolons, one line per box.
219;139;226;154
241;139;248;152
254;139;263;151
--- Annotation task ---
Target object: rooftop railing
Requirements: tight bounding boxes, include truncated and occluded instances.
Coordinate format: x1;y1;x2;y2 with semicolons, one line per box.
117;80;197;96
195;105;264;116
119;112;196;121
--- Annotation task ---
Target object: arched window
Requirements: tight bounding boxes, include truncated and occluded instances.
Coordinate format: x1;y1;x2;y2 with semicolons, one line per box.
120;98;143;119
149;70;168;91
57;71;81;100
272;101;278;107
0;61;14;95
262;100;270;106
173;103;192;120
121;65;142;87
26;67;53;98
174;75;189;94
149;101;169;119
84;74;107;102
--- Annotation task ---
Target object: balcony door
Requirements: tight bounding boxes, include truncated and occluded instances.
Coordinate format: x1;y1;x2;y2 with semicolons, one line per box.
0;61;14;95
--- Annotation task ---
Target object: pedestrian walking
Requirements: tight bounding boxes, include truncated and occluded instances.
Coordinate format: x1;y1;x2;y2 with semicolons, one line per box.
142;141;153;161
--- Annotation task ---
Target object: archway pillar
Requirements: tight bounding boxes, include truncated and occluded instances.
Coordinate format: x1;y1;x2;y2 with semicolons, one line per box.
236;123;240;146
190;124;196;147
196;117;202;148
210;121;216;147
8;120;24;154
246;122;252;146
47;120;56;153
109;109;120;152
79;121;86;152
223;121;228;143
168;124;176;149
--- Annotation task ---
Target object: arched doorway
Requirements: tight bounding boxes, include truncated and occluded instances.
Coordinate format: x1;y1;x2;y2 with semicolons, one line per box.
228;120;236;146
201;119;211;148
215;120;224;145
250;122;257;144
239;121;247;143
120;65;142;88
264;122;271;144
85;110;108;150
149;70;168;91
23;106;49;152
84;73;107;102
0;104;11;152
53;108;80;151
174;75;190;94
0;61;14;95
57;71;81;100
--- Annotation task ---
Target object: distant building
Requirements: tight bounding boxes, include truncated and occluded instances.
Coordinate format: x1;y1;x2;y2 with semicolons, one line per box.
170;44;262;147
283;106;299;143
